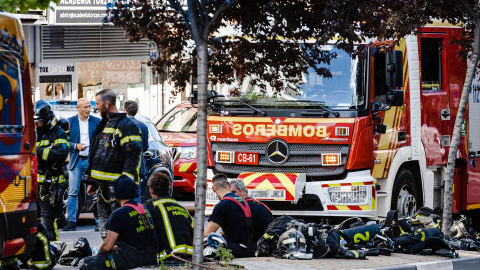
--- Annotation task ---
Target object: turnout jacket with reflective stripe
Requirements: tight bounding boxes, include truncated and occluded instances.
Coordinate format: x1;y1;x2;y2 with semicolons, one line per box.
145;196;194;260
86;112;142;184
36;125;69;183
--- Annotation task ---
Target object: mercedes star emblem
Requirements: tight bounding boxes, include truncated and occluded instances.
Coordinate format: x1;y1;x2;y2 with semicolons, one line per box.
266;139;290;164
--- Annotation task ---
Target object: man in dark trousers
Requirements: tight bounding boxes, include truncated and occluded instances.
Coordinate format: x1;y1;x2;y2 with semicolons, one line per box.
230;179;273;244
124;100;149;201
64;98;100;231
84;89;142;239
144;172;194;263
204;174;255;258
34;100;69;241
79;176;158;270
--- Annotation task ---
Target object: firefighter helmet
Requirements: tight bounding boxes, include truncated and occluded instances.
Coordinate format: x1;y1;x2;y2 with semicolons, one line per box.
203;233;227;257
277;228;312;259
57;118;70;132
450;216;474;239
34;100;55;126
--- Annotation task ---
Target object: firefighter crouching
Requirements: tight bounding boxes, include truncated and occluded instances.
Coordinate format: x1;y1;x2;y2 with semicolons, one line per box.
34;100;69;241
83;89;142;239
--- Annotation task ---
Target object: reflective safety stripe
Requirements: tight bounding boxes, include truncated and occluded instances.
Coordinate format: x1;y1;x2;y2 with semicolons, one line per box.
282;238;297;244
157;245;194;260
38;174;65;183
263;233;274;239
42;148;50;161
153;199;177;248
122;172;135;181
54;138;69;146
104;127;123;137
91;170;121;181
36;140;50;147
53;219;59;241
120;135;141;146
32;232;51;269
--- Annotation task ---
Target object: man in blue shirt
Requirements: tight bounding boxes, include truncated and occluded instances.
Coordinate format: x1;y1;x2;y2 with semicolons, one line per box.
124;100;149;201
79;175;158;270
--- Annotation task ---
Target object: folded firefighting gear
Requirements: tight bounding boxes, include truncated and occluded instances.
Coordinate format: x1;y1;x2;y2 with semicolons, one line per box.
326;232;367;259
335;224;381;246
59;237;92;266
256;215;295;257
394;227;458;258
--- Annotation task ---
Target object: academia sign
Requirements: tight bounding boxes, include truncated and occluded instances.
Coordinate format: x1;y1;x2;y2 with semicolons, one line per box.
49;0;111;24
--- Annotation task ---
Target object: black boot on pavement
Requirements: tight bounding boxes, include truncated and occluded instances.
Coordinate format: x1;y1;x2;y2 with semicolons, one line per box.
63;221;77;231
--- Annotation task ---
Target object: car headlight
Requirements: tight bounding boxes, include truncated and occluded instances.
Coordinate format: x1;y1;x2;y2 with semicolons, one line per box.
179;146;197;160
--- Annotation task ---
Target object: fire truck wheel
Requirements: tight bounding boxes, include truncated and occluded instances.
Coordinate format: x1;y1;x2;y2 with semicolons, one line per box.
391;169;419;218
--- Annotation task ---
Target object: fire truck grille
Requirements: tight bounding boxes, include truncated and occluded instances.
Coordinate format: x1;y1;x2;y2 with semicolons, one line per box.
211;143;349;177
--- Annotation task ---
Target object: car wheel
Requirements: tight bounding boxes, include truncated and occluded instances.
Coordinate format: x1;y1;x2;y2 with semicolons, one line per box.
391;169;419;218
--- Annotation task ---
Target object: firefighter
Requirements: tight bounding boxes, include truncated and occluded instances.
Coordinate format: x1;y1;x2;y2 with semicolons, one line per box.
34;100;69;241
79;176;158;270
144;172;194;263
230;179;273;244
84;89;142;239
204;174;255;258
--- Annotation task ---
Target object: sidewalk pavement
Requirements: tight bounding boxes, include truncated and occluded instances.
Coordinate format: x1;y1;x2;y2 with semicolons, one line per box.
231;250;480;270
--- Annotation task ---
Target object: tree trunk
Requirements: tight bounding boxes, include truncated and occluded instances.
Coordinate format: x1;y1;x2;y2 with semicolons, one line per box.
442;22;480;235
192;41;209;268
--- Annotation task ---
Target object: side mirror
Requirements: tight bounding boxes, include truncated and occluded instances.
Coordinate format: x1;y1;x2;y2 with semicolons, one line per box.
144;151;154;159
387;89;404;107
385;50;403;88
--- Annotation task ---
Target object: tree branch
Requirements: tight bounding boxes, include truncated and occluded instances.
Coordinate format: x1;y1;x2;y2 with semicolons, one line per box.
204;1;229;38
168;0;192;33
457;0;480;21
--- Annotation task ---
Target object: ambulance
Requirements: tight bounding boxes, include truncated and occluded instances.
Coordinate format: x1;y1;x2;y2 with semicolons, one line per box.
204;22;479;218
0;13;38;259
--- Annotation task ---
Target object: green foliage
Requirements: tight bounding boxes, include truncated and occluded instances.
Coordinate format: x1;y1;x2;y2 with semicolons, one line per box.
159;259;167;270
1;0;60;13
104;0;412;95
215;246;234;263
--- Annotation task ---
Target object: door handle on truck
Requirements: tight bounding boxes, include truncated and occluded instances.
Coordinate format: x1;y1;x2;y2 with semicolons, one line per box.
441;109;450;120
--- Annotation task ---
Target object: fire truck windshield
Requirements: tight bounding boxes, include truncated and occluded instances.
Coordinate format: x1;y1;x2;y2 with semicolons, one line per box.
217;45;367;111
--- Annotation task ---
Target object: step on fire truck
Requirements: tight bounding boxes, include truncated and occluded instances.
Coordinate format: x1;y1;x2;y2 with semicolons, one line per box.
203;22;480;218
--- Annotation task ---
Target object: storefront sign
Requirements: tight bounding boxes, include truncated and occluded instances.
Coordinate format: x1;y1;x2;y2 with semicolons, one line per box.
38;64;75;74
49;0;111;24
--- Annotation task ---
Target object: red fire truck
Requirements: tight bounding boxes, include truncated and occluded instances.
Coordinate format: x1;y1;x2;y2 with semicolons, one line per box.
204;22;478;218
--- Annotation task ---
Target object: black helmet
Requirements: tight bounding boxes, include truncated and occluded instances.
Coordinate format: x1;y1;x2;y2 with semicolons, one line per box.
34;100;55;126
57;118;70;132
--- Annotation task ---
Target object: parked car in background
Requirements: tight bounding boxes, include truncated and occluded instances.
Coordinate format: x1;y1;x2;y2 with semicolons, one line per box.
156;102;197;200
45;100;173;218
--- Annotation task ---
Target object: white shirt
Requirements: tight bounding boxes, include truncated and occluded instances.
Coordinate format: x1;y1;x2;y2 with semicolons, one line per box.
78;115;90;157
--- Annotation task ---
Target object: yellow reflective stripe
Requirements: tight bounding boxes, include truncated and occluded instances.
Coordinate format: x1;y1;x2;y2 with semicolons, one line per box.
53;219;59;241
120;135;141;146
136;152;141;178
54;138;69;146
103;127;123;137
37;174;65;183
91;170;121;181
32;232;51;269
42;148;50;161
157;250;168;260
171;245;193;255
36;140;50;147
153;200;176;248
123;172;135;181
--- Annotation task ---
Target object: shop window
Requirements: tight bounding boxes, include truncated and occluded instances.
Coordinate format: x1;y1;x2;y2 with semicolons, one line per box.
421;38;442;91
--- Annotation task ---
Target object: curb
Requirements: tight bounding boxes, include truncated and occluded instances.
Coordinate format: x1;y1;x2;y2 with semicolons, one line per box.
379;256;480;270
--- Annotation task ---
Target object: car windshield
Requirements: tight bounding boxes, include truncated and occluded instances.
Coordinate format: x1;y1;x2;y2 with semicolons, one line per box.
145;121;162;142
156;105;197;132
217;45;366;110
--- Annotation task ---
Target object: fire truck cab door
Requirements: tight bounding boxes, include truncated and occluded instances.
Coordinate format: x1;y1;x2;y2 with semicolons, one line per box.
418;33;454;166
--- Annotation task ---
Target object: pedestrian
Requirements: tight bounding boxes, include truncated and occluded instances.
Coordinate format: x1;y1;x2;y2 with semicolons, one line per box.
144;172;194;263
204;173;255;258
34;100;70;241
83;89;142;239
124;100;149;202
230;179;273;244
79;176;158;270
63;98;100;231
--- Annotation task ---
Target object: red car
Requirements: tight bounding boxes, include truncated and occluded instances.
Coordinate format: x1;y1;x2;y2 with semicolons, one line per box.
156;103;197;200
